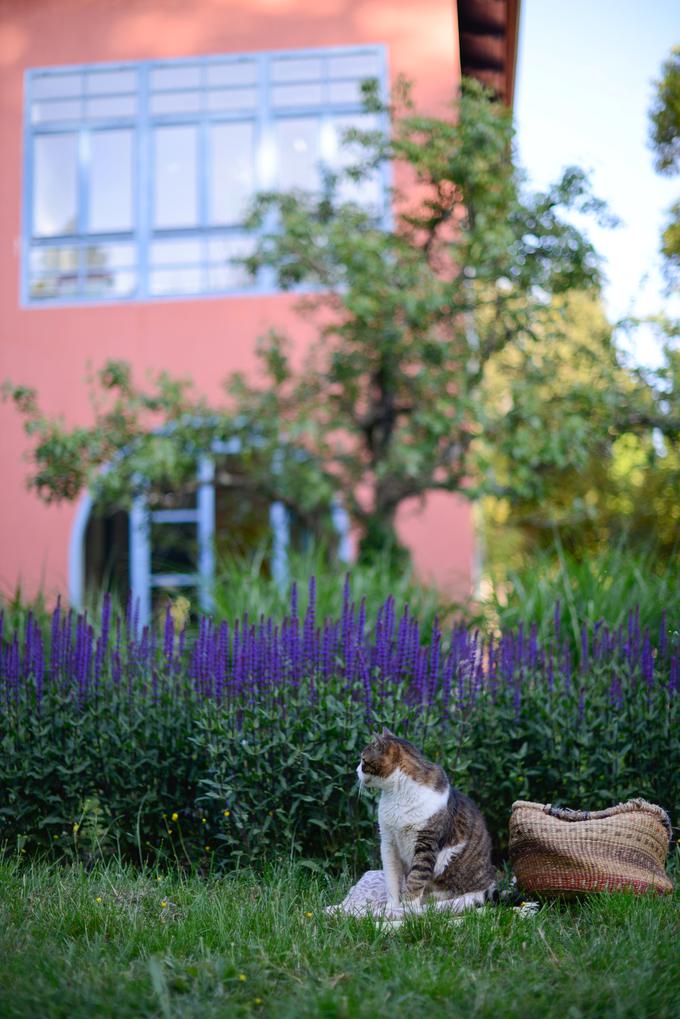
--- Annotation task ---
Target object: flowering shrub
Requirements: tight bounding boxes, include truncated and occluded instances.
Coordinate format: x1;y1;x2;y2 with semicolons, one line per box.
0;578;677;868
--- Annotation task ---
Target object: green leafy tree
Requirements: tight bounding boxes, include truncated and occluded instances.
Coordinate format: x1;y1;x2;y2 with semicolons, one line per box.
650;44;680;288
6;79;676;565
478;292;680;571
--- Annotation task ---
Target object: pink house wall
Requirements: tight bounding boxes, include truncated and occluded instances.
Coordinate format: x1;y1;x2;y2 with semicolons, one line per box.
0;0;475;603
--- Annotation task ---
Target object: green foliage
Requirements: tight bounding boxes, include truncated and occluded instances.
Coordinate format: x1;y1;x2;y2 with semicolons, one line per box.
650;45;680;175
235;78;621;556
477;292;680;560
211;542;451;638
650;45;680;287
2;629;677;871
481;542;680;648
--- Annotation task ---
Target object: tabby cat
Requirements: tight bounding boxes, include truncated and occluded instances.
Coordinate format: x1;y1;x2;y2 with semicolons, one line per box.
357;729;496;908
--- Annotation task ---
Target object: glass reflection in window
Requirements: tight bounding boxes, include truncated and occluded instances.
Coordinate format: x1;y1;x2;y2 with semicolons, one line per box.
89;130;133;232
153;125;198;228
33;133;78;236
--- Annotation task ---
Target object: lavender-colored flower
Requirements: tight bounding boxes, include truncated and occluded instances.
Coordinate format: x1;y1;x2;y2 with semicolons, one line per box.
641;629;654;690
562;644;572;696
513;679;521;721
163;603;174;670
580;623;589;674
609;673;623;709
528;623;538;671
49;598;61;684
669;655;678;695
33;628;44;712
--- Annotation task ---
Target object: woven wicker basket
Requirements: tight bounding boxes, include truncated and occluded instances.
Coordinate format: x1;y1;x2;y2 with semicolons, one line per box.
509;798;673;896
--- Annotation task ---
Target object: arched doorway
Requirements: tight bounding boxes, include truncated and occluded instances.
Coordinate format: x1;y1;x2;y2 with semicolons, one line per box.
70;440;350;623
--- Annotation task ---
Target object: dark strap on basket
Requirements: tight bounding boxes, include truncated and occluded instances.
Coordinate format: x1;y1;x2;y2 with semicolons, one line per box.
544;804;591;822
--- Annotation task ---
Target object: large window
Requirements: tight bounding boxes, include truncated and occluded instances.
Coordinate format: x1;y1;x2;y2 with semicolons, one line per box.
23;47;388;305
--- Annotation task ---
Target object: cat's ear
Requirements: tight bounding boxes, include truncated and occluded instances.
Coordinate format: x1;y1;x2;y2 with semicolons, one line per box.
381;727;396;739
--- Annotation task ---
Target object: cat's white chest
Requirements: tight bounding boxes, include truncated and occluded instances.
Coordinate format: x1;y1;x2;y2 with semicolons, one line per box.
377;771;448;868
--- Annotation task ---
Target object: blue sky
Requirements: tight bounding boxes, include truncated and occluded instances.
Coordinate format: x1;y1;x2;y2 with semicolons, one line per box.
514;0;679;366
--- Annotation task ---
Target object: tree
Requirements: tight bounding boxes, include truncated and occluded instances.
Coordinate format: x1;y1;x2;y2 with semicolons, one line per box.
6;79;675;565
650;44;680;288
477;292;680;570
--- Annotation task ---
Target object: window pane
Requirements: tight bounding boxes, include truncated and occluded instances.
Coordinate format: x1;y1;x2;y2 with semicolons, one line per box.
209;121;255;225
275;117;321;191
30;245;79;272
272;83;323;108
150;239;202;266
150;267;204;295
32;99;81;123
32;73;82;99
207;235;255;290
151;65;201;90
29;272;79;300
86;69;136;94
150;91;201;115
206;88;257;111
329;53;380;78
86;243;135;269
89;130;133;232
271;57;322;82
33;133;78;236
329;80;363;104
84;270;136;297
153;126;198;228
85;95;136;118
207;61;257;87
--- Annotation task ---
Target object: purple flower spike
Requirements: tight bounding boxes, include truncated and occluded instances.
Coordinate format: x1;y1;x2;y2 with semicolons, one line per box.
580;623;589;674
163;603;174;669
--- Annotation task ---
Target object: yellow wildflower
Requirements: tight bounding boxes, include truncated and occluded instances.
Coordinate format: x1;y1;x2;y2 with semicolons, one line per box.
305;911;313;918
223;810;230;817
254;998;263;1005
238;974;247;982
171;812;179;822
161;900;168;908
170;596;191;630
72;823;79;833
95;896;102;903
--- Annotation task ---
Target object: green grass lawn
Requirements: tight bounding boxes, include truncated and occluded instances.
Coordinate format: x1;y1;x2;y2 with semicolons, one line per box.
0;858;678;1019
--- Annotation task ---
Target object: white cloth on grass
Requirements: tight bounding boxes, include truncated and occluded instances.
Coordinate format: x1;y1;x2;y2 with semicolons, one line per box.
324;869;489;920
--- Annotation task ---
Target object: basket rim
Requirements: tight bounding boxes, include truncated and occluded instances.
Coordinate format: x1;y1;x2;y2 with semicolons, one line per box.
510;797;672;838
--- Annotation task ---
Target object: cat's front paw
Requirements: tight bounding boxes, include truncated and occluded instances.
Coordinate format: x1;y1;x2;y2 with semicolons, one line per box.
402;888;424;904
